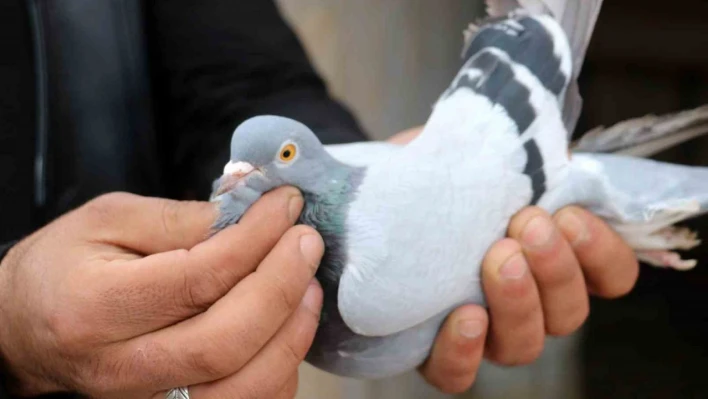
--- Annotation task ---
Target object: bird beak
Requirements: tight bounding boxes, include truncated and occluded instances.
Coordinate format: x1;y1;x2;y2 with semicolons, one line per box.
214;161;256;197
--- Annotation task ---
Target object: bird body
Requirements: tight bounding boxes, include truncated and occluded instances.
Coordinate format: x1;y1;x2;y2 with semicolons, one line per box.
210;0;708;379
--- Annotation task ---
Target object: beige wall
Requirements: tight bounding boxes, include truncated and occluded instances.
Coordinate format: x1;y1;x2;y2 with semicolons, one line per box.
277;0;482;139
275;1;585;398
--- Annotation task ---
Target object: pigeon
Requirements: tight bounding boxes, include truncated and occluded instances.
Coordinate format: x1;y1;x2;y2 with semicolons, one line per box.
209;0;708;379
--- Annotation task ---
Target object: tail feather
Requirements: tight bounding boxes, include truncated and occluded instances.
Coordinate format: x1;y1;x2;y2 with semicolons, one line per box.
571;104;708;157
541;153;708;270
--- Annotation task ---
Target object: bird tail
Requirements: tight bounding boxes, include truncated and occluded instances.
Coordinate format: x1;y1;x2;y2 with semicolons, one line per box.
474;0;604;135
559;104;708;270
540;151;708;271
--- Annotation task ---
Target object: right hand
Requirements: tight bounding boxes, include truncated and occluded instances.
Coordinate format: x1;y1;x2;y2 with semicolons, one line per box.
0;187;324;399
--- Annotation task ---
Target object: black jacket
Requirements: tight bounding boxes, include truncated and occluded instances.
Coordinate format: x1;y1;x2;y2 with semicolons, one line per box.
0;0;366;397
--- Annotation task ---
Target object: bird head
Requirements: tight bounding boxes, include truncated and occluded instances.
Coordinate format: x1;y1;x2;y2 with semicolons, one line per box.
211;115;331;201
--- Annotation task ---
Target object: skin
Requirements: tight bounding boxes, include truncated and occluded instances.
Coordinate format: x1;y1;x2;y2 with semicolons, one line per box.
0;188;324;398
0;129;639;398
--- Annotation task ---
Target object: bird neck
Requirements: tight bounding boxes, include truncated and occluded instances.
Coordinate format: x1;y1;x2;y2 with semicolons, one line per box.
299;163;364;233
298;163;364;298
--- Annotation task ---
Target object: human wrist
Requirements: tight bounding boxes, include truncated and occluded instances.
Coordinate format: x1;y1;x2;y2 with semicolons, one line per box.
0;241;48;398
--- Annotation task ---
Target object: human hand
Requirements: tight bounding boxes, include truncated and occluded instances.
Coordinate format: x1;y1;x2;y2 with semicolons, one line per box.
0;187;324;399
387;127;640;394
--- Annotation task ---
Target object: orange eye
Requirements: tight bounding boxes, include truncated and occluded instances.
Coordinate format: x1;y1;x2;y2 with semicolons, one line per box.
279;143;297;162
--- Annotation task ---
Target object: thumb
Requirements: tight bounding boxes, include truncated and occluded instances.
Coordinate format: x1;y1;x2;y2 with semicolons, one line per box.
74;192;219;254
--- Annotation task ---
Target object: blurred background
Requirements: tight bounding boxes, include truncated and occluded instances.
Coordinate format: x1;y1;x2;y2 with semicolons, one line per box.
276;0;708;398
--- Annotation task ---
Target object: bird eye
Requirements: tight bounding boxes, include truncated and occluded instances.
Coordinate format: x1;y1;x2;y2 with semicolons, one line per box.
279;143;297;162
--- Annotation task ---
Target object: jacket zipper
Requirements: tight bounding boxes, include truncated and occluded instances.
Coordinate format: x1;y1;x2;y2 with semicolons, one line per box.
27;0;49;214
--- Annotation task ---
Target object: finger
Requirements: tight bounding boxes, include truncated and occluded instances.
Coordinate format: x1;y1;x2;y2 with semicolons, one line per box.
81;187;304;340
75;192;219;254
387;126;423;144
165;283;321;399
508;207;589;336
482;239;545;366
419;305;488;394
120;227;324;391
554;206;639;298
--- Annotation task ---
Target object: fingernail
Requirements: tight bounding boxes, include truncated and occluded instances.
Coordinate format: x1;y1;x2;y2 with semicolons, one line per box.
521;216;555;249
300;234;323;267
288;192;304;222
457;319;484;339
302;279;322;314
499;253;527;280
557;210;590;247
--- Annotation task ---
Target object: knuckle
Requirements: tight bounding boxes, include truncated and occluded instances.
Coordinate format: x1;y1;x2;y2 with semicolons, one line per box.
85;192;131;214
534;257;579;291
261;277;299;314
599;278;636;299
277;338;306;367
437;366;475;391
159;199;183;237
615;260;640;297
81;192;135;228
185;344;231;380
184;264;232;311
422;363;476;395
547;301;589;336
514;340;545;365
499;275;535;301
591;258;639;299
488;333;544;366
49;318;89;356
46;300;96;355
121;342;174;389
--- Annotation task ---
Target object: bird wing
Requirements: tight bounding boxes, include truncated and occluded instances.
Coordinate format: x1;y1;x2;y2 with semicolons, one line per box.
338;14;574;337
485;0;604;135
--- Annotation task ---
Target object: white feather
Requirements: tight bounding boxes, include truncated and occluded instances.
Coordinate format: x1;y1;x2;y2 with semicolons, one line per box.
340;93;529;336
325;142;400;167
338;43;571;336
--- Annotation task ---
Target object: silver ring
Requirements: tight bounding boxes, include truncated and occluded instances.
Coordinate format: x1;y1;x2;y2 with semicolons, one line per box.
166;387;190;399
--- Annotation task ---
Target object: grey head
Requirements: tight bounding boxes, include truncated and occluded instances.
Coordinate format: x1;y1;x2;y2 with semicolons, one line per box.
210;115;346;230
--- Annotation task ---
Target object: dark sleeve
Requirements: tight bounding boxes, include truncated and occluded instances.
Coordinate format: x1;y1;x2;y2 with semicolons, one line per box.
146;0;369;199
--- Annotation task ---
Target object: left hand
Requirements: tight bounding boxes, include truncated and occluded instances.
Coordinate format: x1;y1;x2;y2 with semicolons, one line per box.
387;127;640;394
